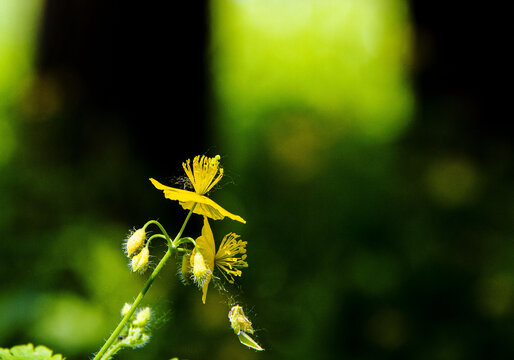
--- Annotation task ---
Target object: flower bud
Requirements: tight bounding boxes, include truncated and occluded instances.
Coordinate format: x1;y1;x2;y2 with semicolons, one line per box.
126;228;146;257
192;251;208;285
131;247;149;273
121;303;132;317
133;307;152;328
179;253;192;284
124;327;150;348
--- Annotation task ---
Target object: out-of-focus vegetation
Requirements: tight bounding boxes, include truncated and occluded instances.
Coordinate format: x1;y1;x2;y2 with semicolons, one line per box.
210;1;513;359
1;1;513;360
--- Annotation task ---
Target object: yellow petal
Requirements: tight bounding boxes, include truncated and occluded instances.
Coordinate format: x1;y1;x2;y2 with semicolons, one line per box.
197;217;216;270
201;273;212;304
149;178;246;223
149;178;170;191
191;217;216;304
181;200;245;224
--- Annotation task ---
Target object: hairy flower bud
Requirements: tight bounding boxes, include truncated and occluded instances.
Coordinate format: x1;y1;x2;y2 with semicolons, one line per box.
121;303;132;317
192;251;208;285
124;327;150;348
131;247;149;273
133;307;151;328
179;253;192;284
126;228;146;257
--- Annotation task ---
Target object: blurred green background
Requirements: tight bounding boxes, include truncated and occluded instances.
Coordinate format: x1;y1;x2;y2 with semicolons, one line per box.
1;1;512;359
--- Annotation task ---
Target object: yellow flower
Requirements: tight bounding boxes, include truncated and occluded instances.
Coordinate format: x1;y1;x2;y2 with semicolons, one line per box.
149;155;246;223
191;217;248;303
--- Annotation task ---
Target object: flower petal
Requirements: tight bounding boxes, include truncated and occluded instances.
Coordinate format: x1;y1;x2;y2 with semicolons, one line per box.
149;178;170;191
201;273;212;304
191;217;216;304
149;178;246;223
197;217;216;270
181;199;246;224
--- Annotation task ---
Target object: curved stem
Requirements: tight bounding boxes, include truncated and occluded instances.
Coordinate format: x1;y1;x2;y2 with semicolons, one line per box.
143;220;173;248
93;206;196;360
146;234;168;248
174;237;197;248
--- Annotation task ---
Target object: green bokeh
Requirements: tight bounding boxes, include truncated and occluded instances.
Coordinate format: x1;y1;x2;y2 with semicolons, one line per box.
0;1;512;360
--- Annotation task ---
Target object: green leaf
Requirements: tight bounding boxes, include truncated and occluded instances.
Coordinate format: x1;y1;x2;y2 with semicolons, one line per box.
0;343;64;360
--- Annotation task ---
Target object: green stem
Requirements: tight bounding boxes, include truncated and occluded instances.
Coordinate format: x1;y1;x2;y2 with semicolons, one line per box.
93;206;196;360
172;204;196;246
174;237;197;248
101;341;124;360
143;220;173;247
94;249;173;360
146;234;168;247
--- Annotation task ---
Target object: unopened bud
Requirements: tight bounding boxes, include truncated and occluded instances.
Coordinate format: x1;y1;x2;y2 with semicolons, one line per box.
126;228;146;257
191;250;208;285
125;327;150;348
132;247;149;273
121;303;132;317
133;307;151;328
179;253;192;284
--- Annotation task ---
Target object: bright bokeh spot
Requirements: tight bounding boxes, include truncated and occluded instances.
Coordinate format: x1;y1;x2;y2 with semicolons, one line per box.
30;293;106;355
212;0;413;154
0;0;43;166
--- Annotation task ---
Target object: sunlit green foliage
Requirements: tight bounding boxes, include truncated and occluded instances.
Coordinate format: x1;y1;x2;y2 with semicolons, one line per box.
0;0;42;166
0;343;63;360
212;0;413;150
1;0;513;359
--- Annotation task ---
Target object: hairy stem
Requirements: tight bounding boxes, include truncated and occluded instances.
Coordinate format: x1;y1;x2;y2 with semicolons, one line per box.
143;220;173;248
93;206;196;360
101;341;123;360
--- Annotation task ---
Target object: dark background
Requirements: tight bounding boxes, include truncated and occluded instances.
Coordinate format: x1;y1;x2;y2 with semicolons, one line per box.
0;1;512;360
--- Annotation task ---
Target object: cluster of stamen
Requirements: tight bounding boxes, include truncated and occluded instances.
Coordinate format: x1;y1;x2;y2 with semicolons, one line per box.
215;233;248;283
182;155;223;195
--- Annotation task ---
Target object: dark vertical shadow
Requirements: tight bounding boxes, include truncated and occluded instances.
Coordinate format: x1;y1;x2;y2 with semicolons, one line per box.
34;0;209;222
